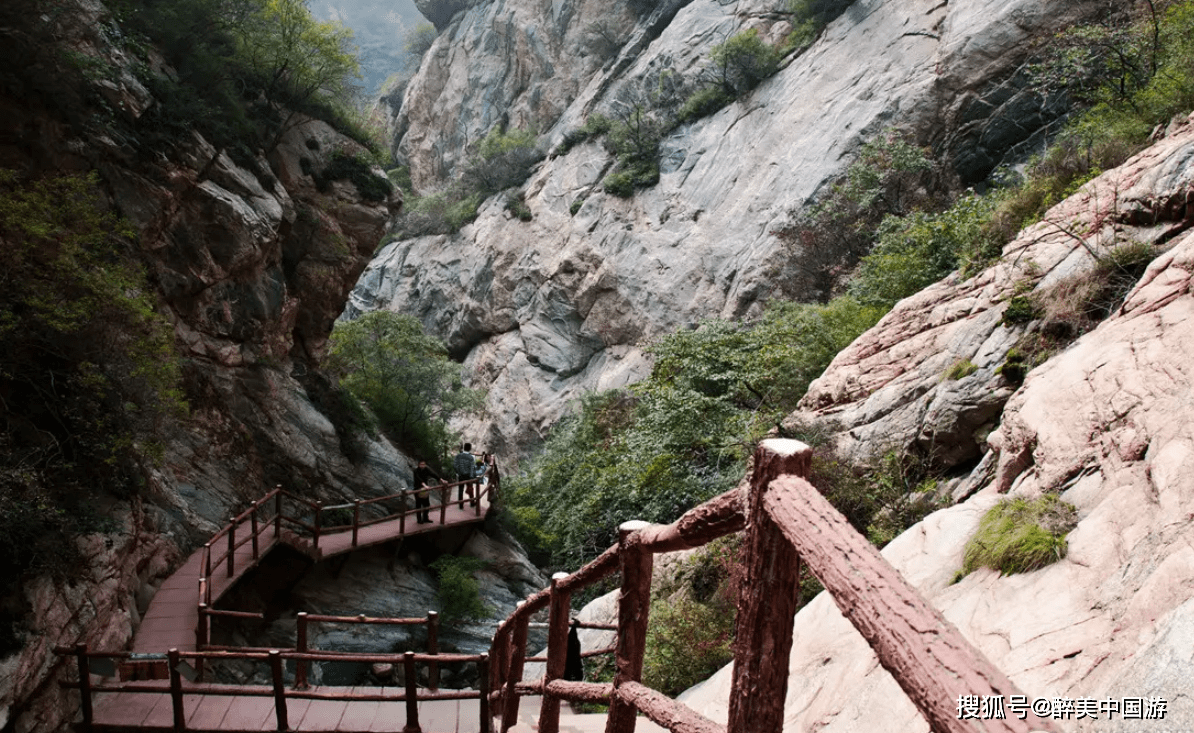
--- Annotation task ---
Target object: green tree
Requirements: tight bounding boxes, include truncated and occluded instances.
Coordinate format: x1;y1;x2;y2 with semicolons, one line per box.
0;170;184;652
773;131;936;300
325;311;483;461
461;127;544;195
233;0;362;149
403;22;438;66
708;28;781;95
430;555;489;624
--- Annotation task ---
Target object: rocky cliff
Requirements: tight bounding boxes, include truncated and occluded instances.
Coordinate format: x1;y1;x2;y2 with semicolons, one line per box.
675;111;1194;731
0;4;538;731
356;0;1105;460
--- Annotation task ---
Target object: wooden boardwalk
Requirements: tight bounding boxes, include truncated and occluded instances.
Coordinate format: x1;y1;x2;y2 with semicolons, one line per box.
71;479;498;732
134;489;493;654
90;683;480;732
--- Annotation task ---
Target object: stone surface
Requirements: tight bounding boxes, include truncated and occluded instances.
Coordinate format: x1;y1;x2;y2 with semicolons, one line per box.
359;0;1106;462
678;115;1194;731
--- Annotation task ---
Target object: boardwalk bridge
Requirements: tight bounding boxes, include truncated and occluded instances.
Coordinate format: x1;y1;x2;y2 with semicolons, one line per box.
57;442;1060;733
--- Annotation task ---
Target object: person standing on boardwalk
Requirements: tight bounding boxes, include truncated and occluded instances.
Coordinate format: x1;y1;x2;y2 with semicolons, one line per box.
454;443;476;505
412;460;440;524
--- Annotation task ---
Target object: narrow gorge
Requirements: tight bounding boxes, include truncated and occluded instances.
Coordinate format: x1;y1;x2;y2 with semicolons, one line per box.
1;0;1193;731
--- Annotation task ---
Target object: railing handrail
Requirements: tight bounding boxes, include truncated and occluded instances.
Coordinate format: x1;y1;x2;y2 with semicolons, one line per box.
195;458;501;618
487;440;1058;733
60;644;492;733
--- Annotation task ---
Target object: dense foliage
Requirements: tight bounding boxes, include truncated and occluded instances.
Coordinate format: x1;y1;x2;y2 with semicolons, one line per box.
513;0;1194;580
109;0;373;161
394;127;544;236
325;311;483;466
0;171;184;653
430;555;490;625
505;297;884;570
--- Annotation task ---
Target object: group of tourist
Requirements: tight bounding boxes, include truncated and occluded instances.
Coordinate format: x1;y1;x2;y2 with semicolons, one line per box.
410;443;491;524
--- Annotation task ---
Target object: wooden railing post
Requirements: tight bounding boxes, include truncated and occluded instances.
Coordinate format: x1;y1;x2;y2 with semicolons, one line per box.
403;651;420;733
75;644;93;733
501;602;529;733
274;488;283;537
752;439;1058;733
439;486;448;525
478;653;492;733
538;573;571;733
269;650;288;731
352;500;361;547
605;520;653;733
250;501;260;559
227;518;236;578
313;501;323;550
168;648;186;732
196;603;209;680
295;612;310;689
203;543;212;581
725;440;809;733
426;611;439;691
400;495;407;535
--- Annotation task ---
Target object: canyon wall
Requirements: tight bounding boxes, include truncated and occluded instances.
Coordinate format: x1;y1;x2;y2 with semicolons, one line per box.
677;110;1194;731
358;0;1104;461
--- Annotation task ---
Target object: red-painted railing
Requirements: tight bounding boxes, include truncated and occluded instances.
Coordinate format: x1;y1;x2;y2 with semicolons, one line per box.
488;440;1061;733
58;644;490;733
195;461;500;651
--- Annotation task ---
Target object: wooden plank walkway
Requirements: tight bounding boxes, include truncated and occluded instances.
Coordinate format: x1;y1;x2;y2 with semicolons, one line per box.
134;492;492;654
90;684;481;732
91;488;495;732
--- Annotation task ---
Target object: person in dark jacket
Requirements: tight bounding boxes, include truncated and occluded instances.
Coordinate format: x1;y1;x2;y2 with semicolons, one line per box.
564;618;584;682
453;443;476;504
412;460;441;524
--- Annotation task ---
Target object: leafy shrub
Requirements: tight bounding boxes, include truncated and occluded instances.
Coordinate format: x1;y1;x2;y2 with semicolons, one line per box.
553;114;613;158
708;29;781;95
325;311;484;462
462;127;544;195
316;151;393;203
959;495;1077;577
773;131;937;300
505;193;532;221
603;164;658;197
386;166;413;193
783;0;854;52
997;348;1029;385
117;0;374;155
1001;295;1041;326
507;296;883;570
0;170;185;652
642;596;733;696
849;193;999;308
676;86;735;125
430;555;489;624
807;447;941;547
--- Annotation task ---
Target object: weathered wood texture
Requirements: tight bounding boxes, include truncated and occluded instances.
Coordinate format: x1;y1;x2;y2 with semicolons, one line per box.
538;574;572;733
605;522;654;733
615;682;725;733
542;680;613;703
762;465;1061;733
726;440;807;733
632;487;745;553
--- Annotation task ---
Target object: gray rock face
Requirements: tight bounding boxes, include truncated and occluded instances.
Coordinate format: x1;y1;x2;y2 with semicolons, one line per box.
358;0;1106;461
414;0;478;31
680;113;1194;731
